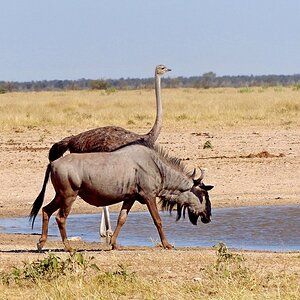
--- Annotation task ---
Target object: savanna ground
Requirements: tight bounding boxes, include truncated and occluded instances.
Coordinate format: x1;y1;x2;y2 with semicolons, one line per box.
0;87;299;299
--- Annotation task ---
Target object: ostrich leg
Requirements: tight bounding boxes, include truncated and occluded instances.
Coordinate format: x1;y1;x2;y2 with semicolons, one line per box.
100;206;113;241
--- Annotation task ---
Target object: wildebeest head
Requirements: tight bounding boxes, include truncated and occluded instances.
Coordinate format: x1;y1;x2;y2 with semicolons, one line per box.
177;168;213;225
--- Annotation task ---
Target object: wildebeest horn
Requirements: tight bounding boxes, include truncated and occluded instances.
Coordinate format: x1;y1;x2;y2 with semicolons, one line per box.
193;168;206;183
191;168;196;178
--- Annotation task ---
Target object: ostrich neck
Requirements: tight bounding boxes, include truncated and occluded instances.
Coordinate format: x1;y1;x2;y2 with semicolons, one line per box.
147;73;162;145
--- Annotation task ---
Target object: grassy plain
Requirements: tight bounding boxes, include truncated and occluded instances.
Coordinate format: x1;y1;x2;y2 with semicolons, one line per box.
0;87;299;131
0;87;299;299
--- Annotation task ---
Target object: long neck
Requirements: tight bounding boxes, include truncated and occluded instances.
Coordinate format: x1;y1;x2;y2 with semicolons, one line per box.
146;72;162;145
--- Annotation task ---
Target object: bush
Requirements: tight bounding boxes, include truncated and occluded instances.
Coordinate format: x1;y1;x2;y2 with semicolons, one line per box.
90;80;110;90
1;252;99;284
0;86;7;94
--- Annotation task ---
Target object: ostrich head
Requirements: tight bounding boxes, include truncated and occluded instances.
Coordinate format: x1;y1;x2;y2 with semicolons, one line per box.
156;65;171;75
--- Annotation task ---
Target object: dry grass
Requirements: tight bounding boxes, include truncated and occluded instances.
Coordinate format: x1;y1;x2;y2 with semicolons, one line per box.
1;248;299;300
0;87;299;132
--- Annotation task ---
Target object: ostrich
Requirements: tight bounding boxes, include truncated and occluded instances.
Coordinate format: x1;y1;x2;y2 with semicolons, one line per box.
47;65;171;237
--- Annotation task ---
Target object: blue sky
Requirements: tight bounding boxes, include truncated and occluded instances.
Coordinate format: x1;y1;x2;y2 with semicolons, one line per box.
0;0;299;81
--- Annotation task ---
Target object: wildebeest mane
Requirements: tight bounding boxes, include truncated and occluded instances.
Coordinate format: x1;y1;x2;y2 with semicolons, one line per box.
153;145;194;179
118;143;194;179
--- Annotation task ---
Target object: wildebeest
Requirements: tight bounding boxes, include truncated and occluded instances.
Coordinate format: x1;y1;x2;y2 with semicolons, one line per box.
30;145;213;251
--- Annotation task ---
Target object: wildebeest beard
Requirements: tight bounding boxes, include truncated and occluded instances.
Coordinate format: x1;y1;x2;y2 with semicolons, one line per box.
159;199;200;225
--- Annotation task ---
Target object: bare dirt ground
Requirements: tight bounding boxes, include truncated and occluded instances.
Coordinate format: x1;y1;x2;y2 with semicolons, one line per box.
0;124;299;273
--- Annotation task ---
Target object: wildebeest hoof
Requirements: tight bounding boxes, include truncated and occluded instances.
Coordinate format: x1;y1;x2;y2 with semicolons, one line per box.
64;246;74;253
163;243;174;250
111;243;120;250
37;242;44;252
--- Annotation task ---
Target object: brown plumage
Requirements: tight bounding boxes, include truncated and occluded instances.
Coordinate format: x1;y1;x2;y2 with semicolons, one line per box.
48;65;171;162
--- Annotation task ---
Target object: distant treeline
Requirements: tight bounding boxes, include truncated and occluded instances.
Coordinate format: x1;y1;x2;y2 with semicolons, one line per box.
1;72;300;93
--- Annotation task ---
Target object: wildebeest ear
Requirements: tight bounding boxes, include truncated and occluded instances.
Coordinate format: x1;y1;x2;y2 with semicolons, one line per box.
203;185;214;191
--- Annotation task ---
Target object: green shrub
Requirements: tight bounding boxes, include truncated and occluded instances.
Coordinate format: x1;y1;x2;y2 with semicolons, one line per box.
1;252;99;284
203;140;213;149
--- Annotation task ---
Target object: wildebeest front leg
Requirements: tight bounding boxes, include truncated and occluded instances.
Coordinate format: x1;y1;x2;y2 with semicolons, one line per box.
145;197;173;249
110;200;135;250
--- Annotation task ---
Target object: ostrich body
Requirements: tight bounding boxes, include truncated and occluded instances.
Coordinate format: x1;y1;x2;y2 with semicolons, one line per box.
47;65;171;237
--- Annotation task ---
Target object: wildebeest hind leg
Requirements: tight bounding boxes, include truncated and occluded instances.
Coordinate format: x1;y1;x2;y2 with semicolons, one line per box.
37;194;62;251
56;195;76;252
110;200;135;250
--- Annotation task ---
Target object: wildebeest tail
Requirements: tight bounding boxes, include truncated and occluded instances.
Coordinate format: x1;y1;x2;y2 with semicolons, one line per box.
29;164;51;229
48;136;72;161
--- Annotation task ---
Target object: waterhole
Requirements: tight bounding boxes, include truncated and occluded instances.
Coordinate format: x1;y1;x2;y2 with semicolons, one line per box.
0;205;299;251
